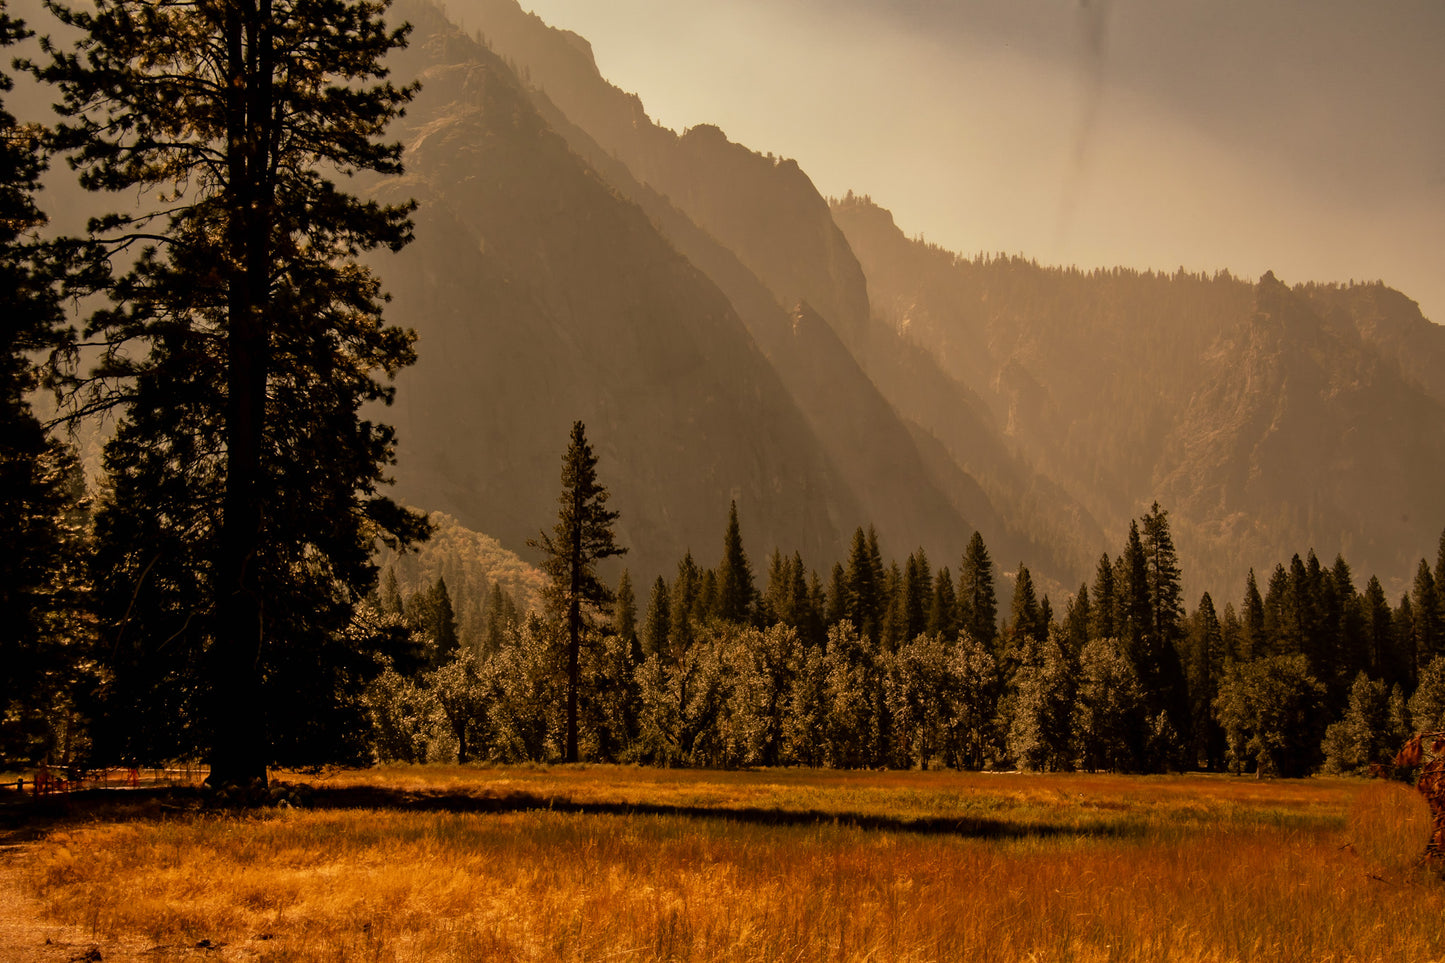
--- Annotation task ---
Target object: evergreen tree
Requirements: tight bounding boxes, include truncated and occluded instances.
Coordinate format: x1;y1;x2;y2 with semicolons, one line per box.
903;549;931;643
1134;507;1190;763
381;567;404;617
1117;522;1152;660
804;567;828;649
614;569;638;660
1088;553;1117;641
844;526;885;642
422;577;458;661
715;501;755;625
1412;559;1443;672
1332;555;1367;681
763;551;822;645
1437;527;1445;611
669;553;701;657
927;566;958;640
43;0;427;783
484;582;518;656
1262;563;1295;657
825;562;848;627
1141;503;1185;647
1187;593;1226;770
1308;551;1346;698
789;554;815;636
529;421;626;763
1008;564;1042;644
641;575;670;659
1240;569;1265;663
697;568;718;624
1063;584;1090;653
1363;576;1402;686
1393;594;1418;685
881;562;905;651
761;549;790;627
1221;602;1243;666
958;531;998;649
0;5;92;766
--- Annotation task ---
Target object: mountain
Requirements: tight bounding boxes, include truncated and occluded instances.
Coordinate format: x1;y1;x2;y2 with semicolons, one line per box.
21;0;1437;602
406;0;1101;585
375;0;1080;587
375;0;1443;600
375;1;877;583
832;195;1445;597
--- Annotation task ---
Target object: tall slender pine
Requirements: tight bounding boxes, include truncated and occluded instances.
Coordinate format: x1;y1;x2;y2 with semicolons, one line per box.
530;421;626;763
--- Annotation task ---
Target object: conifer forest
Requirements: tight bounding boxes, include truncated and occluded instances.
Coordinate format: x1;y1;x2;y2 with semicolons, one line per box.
3;0;1444;793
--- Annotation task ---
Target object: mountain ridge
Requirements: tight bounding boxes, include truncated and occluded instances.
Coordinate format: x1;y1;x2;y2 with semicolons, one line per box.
374;0;1442;601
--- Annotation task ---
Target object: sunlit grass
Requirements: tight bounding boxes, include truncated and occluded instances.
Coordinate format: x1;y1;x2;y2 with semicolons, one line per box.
23;766;1443;961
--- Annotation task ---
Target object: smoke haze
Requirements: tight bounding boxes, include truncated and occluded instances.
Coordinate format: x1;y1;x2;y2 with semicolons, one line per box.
497;0;1445;322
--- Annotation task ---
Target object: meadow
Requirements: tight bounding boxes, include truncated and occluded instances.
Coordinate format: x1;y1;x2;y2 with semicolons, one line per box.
17;766;1445;961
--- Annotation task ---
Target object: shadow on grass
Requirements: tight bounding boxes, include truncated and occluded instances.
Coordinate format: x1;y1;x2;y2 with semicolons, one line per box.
0;784;1142;843
305;785;1141;841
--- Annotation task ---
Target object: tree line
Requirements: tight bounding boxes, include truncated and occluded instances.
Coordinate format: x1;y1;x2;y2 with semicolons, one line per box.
364;424;1445;779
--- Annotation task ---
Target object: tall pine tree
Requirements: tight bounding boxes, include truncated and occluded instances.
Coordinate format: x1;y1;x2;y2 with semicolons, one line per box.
42;0;427;784
715;501;755;625
958;531;998;649
530;421;626;763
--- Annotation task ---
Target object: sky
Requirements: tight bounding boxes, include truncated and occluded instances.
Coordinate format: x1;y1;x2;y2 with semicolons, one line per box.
505;0;1445;323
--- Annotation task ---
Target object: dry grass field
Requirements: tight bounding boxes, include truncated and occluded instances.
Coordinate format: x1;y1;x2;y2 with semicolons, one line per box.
10;766;1444;961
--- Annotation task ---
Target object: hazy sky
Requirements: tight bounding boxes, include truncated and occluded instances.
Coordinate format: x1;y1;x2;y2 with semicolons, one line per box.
509;0;1445;323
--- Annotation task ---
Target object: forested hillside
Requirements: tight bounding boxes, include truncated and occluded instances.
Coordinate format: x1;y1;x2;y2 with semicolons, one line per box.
832;195;1445;599
375;511;544;651
413;0;1442;602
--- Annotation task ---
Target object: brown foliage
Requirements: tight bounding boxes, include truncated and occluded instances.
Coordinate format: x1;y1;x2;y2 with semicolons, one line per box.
1378;730;1445;869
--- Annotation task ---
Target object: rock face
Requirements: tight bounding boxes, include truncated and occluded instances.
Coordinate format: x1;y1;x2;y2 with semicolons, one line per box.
379;4;863;580
833;197;1445;595
376;0;1444;596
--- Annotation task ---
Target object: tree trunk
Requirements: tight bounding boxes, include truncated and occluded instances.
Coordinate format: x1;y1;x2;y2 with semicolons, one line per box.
210;0;273;789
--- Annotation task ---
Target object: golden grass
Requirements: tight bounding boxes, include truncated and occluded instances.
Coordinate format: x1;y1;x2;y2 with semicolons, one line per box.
22;767;1444;962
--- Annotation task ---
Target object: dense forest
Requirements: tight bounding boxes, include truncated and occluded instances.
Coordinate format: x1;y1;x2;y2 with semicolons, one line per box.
3;0;1442;787
361;460;1445;779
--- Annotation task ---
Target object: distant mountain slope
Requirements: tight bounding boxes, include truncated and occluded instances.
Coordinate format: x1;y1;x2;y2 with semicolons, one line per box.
442;0;1100;583
376;0;863;580
380;0;1444;598
833;195;1445;595
524;88;979;569
377;510;546;645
